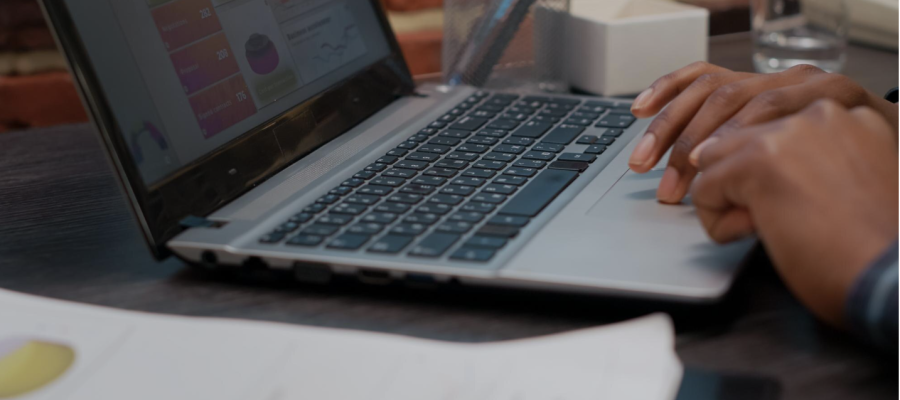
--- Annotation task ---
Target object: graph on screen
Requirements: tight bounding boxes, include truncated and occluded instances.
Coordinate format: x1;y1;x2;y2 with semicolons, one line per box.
281;4;368;82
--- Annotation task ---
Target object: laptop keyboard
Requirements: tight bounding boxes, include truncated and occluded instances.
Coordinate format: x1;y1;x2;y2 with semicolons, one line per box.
258;91;635;262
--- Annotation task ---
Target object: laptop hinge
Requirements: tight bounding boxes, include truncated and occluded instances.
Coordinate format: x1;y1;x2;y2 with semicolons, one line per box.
179;215;222;229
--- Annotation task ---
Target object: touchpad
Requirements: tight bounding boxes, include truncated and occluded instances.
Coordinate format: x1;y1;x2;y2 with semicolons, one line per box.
586;167;697;227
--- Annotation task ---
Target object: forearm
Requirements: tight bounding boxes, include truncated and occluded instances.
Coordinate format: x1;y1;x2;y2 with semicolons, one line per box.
846;241;898;350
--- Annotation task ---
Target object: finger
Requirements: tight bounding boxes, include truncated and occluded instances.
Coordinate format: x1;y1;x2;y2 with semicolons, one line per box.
695;207;756;244
629;72;752;173
691;143;758;214
849;106;896;140
695;122;776;171
658;70;819;203
630;61;732;118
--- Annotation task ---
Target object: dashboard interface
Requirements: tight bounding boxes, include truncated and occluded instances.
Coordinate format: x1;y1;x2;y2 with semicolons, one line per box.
65;0;391;184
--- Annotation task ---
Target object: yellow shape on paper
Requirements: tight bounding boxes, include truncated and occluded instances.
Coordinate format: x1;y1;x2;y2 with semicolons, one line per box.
0;339;75;398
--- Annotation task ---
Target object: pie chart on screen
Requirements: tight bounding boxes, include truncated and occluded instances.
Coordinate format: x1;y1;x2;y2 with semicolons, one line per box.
0;337;75;398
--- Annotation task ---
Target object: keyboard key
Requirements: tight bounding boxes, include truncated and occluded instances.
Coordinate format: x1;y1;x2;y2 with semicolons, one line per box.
435;159;470;169
437;221;473;234
488;215;529;227
465;236;508;249
395;160;428;170
416;203;453;215
576;135;598;144
441;185;475;196
387;148;408;157
390;223;428;236
407;152;441;162
409;233;460;257
446;152;480;161
498;169;578;217
424;168;458;178
372;177;404;187
503;137;533;146
289;213;313;223
354;171;376;180
559;153;597;163
493;176;528;186
451;116;489;131
476;225;519;238
597;137;615;145
332;203;367;215
438;114;457;123
327;233;369;250
396;141;418;149
348;222;384;235
403;213;440;225
387;194;423;204
412;176;446;185
596;114;636;128
259;232;286;243
508;106;536;114
503;167;537;177
483;184;518;195
467;136;498;145
375;202;410;213
316;194;340;204
532;115;561;123
428;121;447;129
502;113;529;121
440;129;471;139
383;168;417;178
358;185;394;196
602;128;624;137
584;145;607;155
376;155;398;164
368;235;414;254
450;212;485;223
463;168;496;178
548;160;590;172
362;212;398;224
418;127;440;136
565;118;594;126
487;119;519;130
493;144;526;155
451;177;486;187
470;110;496;119
473;160;507;170
418;144;451;154
539;109;568;118
346;194;380;205
317;214;353;225
429;137;461;146
532;143;564;153
482;152;516;162
547;97;581;106
286;234;322;246
400;184;437;195
462;202;496;213
274;222;300;233
341;178;365;188
430;194;464;205
365;163;387;172
301;224;339;236
511;121;552;138
450;247;496;262
522;151;556;161
476;129;509;138
513;160;546;169
543;125;586;144
457;144;490;153
303;203;327;213
571;111;600;120
472;193;507;204
330;186;353;195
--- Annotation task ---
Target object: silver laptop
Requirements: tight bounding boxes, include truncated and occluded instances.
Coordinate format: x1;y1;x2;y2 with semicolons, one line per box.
42;0;753;302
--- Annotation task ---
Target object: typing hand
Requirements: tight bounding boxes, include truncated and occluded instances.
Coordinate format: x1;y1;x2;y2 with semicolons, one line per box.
627;61;898;204
691;100;898;327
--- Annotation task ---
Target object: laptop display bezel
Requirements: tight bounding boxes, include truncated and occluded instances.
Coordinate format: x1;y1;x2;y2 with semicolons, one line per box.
39;0;416;258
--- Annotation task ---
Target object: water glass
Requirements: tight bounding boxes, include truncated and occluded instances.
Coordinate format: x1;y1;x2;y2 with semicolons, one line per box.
751;0;849;73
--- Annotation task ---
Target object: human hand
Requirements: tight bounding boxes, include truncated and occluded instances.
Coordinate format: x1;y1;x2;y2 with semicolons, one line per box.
691;100;898;327
627;61;899;204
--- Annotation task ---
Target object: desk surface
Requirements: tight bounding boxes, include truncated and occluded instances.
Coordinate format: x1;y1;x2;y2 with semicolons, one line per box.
0;34;896;400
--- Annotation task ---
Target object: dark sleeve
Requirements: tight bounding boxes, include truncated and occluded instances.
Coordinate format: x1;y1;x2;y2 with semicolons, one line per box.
846;241;898;350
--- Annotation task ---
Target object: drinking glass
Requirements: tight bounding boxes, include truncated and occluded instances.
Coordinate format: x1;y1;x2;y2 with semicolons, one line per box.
751;0;849;73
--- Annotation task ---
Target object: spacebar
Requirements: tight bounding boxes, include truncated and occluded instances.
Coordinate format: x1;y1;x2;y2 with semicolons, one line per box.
498;169;579;217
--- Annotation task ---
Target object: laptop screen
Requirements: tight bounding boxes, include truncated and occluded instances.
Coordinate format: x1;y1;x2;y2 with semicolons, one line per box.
64;0;393;184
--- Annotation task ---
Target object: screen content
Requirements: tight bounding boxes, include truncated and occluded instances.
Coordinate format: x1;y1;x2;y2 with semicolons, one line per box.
64;0;391;184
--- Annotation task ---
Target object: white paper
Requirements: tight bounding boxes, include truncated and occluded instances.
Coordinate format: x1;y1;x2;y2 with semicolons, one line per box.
0;289;683;400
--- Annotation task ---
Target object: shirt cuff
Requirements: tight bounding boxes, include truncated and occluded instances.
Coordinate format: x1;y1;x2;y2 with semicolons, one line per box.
846;241;898;349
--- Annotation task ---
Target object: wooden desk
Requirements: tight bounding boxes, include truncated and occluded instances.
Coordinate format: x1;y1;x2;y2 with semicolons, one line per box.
0;35;896;400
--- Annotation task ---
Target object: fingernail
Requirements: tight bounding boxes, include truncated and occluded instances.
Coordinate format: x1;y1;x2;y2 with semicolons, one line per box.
628;132;657;168
631;88;653;112
657;166;680;202
689;137;718;167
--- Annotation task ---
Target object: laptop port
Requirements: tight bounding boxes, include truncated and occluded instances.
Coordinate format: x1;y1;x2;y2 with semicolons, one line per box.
293;263;332;284
357;269;392;285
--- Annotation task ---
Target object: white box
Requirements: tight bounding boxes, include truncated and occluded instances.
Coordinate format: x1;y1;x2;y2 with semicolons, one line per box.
564;0;709;96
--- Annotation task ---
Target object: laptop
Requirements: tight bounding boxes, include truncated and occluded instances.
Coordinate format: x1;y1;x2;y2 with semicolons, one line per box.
40;0;754;302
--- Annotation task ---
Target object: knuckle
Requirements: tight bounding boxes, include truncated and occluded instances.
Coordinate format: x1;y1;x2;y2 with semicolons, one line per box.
693;73;720;87
671;136;696;158
787;63;825;76
707;83;743;106
688;61;711;71
753;89;788;109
